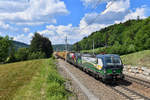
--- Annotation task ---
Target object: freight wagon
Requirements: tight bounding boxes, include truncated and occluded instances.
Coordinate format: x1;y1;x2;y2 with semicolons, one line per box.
56;51;67;60
57;52;124;82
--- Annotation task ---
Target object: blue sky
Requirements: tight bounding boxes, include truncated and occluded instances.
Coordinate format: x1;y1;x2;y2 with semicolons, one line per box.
0;0;150;44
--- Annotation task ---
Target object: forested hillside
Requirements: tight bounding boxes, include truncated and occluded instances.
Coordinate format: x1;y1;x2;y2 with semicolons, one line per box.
13;41;29;49
53;44;73;51
74;17;150;55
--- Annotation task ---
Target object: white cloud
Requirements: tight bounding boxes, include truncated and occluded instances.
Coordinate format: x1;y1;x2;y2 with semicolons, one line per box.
123;7;147;21
114;6;148;24
38;24;82;44
102;0;130;14
36;0;149;44
23;27;30;33
81;0;122;8
14;4;149;44
13;33;33;44
79;11;129;26
10;0;150;45
52;0;149;44
28;33;34;37
37;22;107;44
0;21;16;30
79;0;130;27
14;22;103;44
0;1;28;13
80;0;149;27
0;21;10;29
80;23;107;36
79;16;108;35
0;0;69;25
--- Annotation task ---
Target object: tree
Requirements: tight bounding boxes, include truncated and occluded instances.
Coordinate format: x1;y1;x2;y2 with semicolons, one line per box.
73;16;150;55
30;33;53;58
15;48;29;61
5;45;16;63
0;36;12;62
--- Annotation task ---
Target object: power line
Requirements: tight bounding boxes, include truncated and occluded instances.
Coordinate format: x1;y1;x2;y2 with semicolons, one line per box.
80;1;114;31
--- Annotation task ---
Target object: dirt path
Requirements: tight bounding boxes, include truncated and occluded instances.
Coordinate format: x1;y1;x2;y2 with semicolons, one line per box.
57;59;125;100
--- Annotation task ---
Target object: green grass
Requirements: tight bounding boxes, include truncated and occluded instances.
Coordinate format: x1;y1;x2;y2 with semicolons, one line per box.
0;58;70;100
121;50;150;68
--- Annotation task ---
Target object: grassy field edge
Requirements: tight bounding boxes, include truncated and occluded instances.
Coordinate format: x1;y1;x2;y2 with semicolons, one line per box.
13;58;70;100
0;58;70;100
121;50;150;68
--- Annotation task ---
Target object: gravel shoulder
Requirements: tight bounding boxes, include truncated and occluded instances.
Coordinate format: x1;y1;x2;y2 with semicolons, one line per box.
57;59;125;100
126;82;150;98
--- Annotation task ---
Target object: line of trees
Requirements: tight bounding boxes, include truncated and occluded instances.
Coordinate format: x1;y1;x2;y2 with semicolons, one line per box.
0;33;53;63
73;17;150;55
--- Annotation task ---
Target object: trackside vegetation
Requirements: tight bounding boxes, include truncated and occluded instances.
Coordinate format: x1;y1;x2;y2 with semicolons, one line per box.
74;17;150;55
121;50;150;68
0;58;70;100
0;32;53;64
0;36;12;63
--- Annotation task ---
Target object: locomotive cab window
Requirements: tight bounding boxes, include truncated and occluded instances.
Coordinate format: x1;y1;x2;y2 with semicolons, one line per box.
105;57;122;66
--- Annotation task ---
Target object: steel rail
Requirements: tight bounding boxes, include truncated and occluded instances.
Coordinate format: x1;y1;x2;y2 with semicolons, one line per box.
125;75;150;88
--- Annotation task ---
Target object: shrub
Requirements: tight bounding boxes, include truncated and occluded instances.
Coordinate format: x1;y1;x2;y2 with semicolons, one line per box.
15;48;29;61
28;51;46;60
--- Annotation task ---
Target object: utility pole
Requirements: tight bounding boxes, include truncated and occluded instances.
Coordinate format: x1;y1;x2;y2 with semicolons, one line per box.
65;35;68;52
137;16;140;20
93;40;95;56
65;35;67;62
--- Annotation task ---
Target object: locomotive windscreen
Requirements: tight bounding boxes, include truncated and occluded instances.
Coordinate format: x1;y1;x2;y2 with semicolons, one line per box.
105;57;122;66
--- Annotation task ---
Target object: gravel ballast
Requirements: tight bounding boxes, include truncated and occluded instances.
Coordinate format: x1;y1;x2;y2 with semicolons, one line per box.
57;59;125;100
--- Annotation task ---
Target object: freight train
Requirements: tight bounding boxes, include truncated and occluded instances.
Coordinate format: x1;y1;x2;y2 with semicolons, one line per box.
56;52;124;82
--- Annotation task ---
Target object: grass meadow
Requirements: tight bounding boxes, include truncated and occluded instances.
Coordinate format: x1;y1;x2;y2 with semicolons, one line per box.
121;50;150;68
0;58;70;100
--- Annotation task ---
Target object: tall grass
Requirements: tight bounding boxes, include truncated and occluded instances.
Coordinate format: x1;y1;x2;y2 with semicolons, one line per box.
0;59;70;100
121;50;150;68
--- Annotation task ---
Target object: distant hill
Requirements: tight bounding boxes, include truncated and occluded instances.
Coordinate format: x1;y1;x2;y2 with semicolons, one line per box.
53;44;73;51
12;41;29;49
12;41;73;52
74;16;150;55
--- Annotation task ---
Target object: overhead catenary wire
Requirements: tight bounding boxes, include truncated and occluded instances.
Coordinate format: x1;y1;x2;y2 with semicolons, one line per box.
79;0;118;53
64;0;117;51
80;1;115;31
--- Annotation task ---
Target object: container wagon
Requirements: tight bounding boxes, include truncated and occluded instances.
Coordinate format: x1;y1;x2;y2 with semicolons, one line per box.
56;51;67;60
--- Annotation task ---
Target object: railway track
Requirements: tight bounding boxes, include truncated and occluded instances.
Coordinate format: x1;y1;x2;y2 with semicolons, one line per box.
125;75;150;88
111;85;150;100
58;57;150;100
109;75;150;100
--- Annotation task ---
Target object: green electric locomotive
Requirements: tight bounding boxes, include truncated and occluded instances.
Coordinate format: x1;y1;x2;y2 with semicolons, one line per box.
66;52;124;82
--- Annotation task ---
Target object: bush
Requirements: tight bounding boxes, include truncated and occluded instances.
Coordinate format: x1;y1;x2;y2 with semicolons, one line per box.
15;48;29;61
28;51;46;60
5;55;16;63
